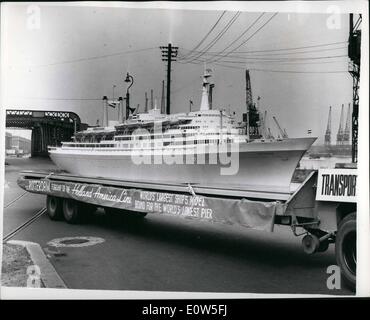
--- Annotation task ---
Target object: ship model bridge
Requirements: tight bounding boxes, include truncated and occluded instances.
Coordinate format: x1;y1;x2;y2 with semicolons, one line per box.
6;110;86;157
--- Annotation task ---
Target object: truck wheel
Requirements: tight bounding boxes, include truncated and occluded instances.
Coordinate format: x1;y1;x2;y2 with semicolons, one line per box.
46;196;63;220
63;199;83;224
335;212;356;290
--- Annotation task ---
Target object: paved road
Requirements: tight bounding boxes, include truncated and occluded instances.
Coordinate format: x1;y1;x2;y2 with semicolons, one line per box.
3;157;352;294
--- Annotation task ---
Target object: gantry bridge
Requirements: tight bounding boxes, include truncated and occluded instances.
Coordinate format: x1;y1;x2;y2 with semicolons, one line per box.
6;110;86;157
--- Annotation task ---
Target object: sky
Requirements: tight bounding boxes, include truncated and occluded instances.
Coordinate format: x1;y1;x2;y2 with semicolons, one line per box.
2;3;356;144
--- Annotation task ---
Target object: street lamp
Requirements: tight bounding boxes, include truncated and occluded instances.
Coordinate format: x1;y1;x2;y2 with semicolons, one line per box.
124;72;134;119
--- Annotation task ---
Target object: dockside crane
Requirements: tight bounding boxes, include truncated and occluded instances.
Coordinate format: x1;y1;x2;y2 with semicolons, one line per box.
268;128;274;139
336;104;345;145
259;110;267;139
272;116;288;139
324;106;332;146
348;13;361;163
343;103;351;145
243;70;261;138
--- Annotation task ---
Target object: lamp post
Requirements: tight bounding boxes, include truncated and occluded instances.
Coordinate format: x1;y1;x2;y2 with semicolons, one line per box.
124;72;134;120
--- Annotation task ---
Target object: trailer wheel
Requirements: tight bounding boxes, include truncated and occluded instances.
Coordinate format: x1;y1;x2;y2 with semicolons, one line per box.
46;196;63;220
335;212;356;290
63;199;83;224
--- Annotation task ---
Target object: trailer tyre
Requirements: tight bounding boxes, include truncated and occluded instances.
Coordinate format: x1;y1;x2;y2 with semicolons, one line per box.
335;212;356;291
46;196;63;221
63;199;83;224
302;234;320;254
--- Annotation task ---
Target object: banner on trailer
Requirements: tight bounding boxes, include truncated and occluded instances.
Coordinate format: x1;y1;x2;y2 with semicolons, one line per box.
316;169;357;202
18;177;279;232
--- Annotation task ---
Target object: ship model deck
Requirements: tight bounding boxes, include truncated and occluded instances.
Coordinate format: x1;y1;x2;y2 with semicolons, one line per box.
49;71;316;193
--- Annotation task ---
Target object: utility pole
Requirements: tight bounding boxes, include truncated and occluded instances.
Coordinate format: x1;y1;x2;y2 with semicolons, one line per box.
160;43;178;115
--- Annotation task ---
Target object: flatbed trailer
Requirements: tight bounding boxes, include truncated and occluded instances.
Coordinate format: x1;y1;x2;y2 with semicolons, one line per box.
17;168;357;290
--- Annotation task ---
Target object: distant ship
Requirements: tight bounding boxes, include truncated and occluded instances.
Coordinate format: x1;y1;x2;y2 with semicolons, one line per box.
49;71;316;193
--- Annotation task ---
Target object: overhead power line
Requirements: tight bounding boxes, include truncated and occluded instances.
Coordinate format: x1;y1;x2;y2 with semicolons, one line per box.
205;54;348;63
213;12;266;57
248;59;347;65
184;11;242;63
184;54;348;66
208;12;279;63
179;41;348;58
179;45;347;59
199;59;347;66
249;68;348;74
179;59;348;73
233;41;348;53
213;63;348;73
11;97;102;101
230;46;347;57
179;11;226;60
14;47;157;68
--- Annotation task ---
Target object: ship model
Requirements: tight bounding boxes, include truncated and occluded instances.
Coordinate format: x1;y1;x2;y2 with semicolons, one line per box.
48;71;316;193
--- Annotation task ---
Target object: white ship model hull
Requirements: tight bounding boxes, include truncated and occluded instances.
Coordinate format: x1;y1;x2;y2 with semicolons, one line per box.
48;70;316;193
49;137;315;193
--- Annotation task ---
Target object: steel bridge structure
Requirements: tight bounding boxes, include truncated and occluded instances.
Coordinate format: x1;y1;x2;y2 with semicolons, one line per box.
348;13;361;163
6;110;84;157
